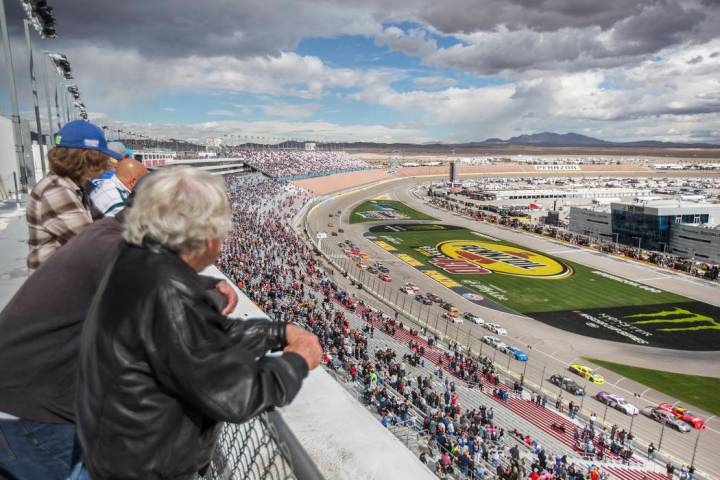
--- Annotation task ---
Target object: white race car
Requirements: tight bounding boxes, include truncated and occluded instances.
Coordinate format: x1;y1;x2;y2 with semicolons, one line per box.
484;323;507;335
595;391;639;416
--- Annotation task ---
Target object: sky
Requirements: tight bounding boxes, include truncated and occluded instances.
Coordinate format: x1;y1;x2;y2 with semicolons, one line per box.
1;0;720;144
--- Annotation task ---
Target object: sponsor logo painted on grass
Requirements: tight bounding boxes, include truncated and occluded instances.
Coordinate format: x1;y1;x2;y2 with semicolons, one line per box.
436;240;573;279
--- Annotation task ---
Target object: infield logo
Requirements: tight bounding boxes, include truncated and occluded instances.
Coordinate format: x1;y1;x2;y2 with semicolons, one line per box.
435;240;573;279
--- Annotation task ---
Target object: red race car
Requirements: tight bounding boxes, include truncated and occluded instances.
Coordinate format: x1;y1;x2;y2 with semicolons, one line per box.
379;273;392;282
658;403;705;429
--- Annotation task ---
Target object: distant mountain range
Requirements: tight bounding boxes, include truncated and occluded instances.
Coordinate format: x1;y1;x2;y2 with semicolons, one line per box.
281;132;718;150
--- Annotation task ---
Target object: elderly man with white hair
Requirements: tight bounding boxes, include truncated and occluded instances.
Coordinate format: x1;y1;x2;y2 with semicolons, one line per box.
74;167;321;480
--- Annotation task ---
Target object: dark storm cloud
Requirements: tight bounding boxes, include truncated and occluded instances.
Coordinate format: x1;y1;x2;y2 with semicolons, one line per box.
4;0;372;59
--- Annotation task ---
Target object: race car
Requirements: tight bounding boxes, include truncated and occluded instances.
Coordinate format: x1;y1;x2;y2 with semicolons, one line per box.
367;266;378;274
549;374;585;396
595;392;639;416
569;364;605;384
484;323;507;335
403;282;421;293
379;272;392;282
400;286;415;295
356;262;368;270
463;312;485;324
327;223;334;227
443;313;463;324
504;345;529;362
658;403;705;429
641;406;692;433
425;292;443;303
415;294;432;305
481;335;502;347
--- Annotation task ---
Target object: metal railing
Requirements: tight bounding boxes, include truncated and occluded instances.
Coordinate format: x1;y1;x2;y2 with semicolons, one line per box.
203;411;324;480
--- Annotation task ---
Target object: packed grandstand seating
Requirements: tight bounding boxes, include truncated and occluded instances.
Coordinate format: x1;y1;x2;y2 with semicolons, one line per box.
216;173;677;480
217;149;373;178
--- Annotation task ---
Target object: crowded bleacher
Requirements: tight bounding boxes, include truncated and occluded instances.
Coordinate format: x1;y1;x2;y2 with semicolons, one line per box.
218;148;373;179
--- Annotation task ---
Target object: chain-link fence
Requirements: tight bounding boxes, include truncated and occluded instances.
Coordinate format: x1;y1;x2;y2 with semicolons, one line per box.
202;411;323;480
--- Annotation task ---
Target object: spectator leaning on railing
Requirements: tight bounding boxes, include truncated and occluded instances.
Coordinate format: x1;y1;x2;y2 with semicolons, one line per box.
26;120;122;272
72;167;321;480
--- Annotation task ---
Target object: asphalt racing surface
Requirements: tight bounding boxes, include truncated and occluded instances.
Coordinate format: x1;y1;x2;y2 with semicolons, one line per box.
304;175;720;478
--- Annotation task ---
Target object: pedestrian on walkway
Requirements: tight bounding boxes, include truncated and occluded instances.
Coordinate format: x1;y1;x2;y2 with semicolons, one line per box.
648;442;656;461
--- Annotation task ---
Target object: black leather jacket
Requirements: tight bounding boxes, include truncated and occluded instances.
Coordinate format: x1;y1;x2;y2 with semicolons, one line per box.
76;242;309;480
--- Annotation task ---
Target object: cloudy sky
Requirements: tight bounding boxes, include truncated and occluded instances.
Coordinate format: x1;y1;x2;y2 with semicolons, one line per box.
2;0;720;143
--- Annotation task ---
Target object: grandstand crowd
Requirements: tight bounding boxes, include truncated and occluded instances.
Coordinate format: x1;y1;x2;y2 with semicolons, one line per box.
219;148;373;178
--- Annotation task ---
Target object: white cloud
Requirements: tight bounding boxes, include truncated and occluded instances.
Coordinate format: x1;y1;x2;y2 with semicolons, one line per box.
262;102;321;119
162;107;177;112
412;76;457;90
207;110;239;116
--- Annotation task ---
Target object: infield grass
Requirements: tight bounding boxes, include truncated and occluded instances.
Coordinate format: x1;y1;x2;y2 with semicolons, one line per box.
584;357;720;416
350;200;436;224
374;225;687;313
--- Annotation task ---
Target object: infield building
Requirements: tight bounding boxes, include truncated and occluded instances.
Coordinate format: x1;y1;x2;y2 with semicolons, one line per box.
569;199;720;263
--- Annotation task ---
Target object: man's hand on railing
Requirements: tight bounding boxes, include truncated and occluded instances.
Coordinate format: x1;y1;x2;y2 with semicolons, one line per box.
285;324;323;371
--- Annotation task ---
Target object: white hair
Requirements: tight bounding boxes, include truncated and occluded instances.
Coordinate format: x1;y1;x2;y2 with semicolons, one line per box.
123;166;231;256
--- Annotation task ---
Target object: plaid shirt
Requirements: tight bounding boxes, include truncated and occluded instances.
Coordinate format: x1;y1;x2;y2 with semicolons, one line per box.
26;173;93;271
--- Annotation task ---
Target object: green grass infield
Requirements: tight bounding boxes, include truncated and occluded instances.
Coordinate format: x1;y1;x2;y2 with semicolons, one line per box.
349;199;436;224
367;223;720;351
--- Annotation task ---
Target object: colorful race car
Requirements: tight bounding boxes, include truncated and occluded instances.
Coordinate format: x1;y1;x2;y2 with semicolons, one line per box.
504;345;529;362
595;392;639;416
658;403;705;429
641;406;692;433
484;323;507;336
569;364;605;384
549;374;585;396
463;312;485;324
378;272;392;282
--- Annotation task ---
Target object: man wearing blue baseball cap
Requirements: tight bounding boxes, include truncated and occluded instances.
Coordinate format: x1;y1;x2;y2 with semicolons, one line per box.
26;120;122;271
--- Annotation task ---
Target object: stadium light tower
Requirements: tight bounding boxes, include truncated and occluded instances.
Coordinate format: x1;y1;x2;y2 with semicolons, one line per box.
19;0;56;38
0;0;31;189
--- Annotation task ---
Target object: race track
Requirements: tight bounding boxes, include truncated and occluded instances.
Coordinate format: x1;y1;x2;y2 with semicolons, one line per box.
304;174;720;478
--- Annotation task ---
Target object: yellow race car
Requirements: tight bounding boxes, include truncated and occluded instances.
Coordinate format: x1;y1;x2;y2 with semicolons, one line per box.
569;364;605;384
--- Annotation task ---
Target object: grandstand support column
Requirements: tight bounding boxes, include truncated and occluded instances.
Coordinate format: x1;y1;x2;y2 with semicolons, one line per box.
491;346;497;365
0;0;29;190
506;353;511;372
579;377;588;412
521;361;527;383
433;313;440;331
24;20;46;176
602;402;609;423
628;412;635;434
539;365;546;391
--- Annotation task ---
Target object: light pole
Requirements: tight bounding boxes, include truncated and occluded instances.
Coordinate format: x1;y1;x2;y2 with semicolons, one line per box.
41;52;54;146
0;0;31;190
